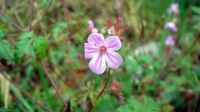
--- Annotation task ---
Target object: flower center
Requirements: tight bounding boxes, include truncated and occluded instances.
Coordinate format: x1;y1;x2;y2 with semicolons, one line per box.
99;46;107;54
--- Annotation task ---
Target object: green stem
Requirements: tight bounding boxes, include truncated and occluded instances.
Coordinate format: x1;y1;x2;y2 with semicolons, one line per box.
97;69;111;99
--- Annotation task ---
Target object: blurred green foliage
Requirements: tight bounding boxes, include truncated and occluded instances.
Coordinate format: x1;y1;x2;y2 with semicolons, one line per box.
0;0;199;112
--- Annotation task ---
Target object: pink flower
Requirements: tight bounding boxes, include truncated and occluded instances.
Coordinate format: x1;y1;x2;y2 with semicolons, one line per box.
165;35;175;46
84;32;123;74
164;22;177;32
168;3;179;15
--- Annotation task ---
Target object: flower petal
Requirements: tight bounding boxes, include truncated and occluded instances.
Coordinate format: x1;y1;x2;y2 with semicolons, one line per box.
84;43;98;59
89;54;106;75
105;51;123;69
105;36;121;51
88;32;104;45
164;22;177;32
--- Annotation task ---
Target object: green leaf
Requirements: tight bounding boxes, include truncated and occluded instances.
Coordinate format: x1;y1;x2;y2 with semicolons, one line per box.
68;47;81;69
191;6;200;15
0;29;6;39
38;0;57;8
0;40;14;63
118;96;160;112
32;88;61;111
40;0;51;8
125;56;142;74
51;21;68;39
92;94;118;112
11;85;33;112
16;32;35;59
33;36;48;59
49;46;66;65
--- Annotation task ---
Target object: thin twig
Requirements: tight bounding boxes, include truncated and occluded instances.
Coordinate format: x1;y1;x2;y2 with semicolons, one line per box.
42;62;62;100
28;0;35;30
0;7;26;31
47;0;53;10
14;11;25;29
41;62;69;112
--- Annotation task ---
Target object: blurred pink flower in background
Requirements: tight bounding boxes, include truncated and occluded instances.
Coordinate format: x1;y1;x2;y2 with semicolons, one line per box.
88;19;95;32
165;35;175;46
84;32;123;74
111;80;121;91
164;22;177;32
168;3;179;16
